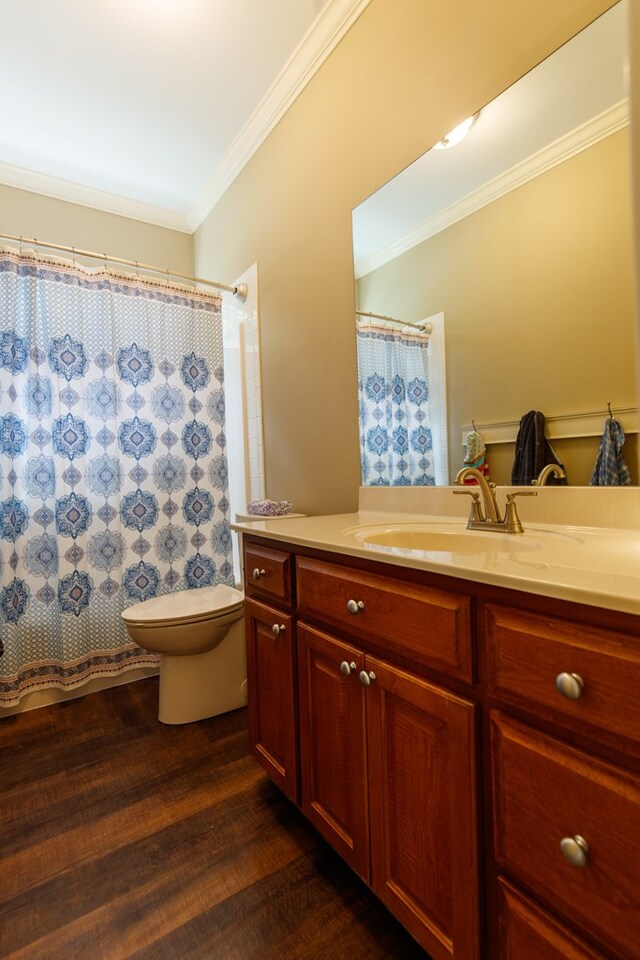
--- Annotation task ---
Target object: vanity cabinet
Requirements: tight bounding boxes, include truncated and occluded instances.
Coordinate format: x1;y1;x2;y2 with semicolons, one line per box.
486;603;640;960
244;541;298;802
242;534;640;960
298;622;479;960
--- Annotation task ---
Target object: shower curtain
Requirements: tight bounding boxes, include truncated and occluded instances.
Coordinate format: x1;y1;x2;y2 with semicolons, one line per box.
356;320;435;486
0;248;233;705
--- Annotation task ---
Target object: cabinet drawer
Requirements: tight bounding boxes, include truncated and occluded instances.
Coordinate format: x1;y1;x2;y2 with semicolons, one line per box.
244;543;292;606
497;878;608;960
486;604;640;747
297;556;473;682
491;712;640;959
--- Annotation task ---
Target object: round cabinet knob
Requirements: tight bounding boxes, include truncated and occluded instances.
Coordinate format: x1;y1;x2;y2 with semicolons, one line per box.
272;623;285;637
359;670;376;687
347;599;365;615
340;660;357;677
555;672;584;700
560;835;589;867
252;568;266;580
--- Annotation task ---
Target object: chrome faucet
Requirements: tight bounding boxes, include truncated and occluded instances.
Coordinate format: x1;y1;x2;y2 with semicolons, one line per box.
453;467;536;534
531;463;566;486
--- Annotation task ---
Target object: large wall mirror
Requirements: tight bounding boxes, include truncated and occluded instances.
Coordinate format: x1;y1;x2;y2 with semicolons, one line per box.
352;0;637;487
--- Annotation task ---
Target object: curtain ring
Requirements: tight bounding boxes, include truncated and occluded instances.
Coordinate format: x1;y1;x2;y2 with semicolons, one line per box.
19;235;23;256
71;246;76;267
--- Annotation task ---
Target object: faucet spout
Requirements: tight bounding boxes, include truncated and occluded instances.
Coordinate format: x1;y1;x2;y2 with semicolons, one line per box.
532;463;566;486
454;467;501;522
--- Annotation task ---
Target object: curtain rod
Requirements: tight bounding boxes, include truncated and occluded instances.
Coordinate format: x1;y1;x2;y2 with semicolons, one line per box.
0;233;248;302
356;309;431;333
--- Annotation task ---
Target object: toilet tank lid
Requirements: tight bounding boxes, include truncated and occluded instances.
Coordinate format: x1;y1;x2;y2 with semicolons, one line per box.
121;584;244;625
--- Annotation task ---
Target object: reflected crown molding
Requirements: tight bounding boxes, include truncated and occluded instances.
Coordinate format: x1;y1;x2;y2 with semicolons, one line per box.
355;100;630;279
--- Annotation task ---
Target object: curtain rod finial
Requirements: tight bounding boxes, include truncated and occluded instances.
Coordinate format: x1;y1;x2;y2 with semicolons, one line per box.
234;283;248;303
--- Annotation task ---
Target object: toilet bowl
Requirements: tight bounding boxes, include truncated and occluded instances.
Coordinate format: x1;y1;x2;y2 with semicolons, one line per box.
121;584;247;725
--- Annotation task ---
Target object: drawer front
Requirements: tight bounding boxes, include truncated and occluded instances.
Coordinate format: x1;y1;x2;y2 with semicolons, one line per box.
491;712;640;959
497;878;608;960
244;542;292;605
486;604;640;747
297;556;473;682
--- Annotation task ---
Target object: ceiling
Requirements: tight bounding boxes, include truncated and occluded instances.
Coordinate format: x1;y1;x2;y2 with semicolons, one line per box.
352;1;629;278
0;0;369;232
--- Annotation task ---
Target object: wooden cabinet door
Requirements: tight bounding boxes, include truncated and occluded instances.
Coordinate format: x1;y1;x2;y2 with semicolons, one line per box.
245;598;298;802
297;623;370;880
366;656;480;960
497;878;608;960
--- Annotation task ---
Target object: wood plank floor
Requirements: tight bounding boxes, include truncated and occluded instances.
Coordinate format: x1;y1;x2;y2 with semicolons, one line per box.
0;677;428;959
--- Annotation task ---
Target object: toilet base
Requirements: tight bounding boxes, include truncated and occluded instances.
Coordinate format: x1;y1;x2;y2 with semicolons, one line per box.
157;617;247;724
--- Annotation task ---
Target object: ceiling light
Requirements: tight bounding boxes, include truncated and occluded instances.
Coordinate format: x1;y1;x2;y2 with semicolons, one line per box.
434;112;480;150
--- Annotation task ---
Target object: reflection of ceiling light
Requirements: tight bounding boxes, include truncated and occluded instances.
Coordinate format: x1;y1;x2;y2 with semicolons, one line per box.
434;112;480;150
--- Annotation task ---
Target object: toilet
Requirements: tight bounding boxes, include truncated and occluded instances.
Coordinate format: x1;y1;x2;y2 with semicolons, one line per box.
121;584;246;725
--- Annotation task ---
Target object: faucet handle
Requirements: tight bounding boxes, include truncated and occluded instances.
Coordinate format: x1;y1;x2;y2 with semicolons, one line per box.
503;490;537;534
453;489;484;523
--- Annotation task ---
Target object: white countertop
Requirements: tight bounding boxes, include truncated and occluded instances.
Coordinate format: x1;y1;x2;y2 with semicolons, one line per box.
232;491;640;616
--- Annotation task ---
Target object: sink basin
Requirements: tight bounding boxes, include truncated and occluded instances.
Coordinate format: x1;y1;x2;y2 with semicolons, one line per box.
343;521;575;555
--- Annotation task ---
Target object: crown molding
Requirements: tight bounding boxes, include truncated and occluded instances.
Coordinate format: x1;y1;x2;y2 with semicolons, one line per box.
355;99;630;279
0;0;372;234
187;0;373;230
0;159;192;233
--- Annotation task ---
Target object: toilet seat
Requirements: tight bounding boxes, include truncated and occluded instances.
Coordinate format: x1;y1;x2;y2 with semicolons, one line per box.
122;584;244;628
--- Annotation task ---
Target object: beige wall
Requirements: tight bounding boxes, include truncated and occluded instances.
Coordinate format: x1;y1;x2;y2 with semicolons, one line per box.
358;130;637;485
0;183;194;273
630;0;640;483
195;0;617;515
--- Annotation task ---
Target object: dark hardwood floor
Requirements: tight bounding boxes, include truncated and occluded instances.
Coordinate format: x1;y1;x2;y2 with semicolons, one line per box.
0;678;427;959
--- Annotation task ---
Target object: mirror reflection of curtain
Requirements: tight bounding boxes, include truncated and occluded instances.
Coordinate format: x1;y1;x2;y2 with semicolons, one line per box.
356;321;435;486
0;247;233;706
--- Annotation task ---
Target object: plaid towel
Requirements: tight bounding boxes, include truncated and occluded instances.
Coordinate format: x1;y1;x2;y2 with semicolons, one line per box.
590;418;632;486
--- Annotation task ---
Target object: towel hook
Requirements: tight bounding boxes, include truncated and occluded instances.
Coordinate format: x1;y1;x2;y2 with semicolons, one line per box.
472;419;477;432
607;401;613;420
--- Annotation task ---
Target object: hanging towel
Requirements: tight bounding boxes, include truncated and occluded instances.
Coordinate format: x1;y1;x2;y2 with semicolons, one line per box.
462;429;490;484
590;418;632;486
511;411;566;486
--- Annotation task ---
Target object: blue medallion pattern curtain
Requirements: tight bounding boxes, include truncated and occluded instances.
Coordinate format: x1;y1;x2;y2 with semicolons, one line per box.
356;320;435;486
0;248;233;705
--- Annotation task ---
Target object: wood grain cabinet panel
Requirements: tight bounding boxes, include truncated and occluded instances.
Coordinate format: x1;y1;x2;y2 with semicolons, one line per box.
244;543;292;606
491;712;640;959
486;604;640;746
367;657;479;960
245;598;298;802
297;556;473;682
497;879;608;960
297;624;480;960
297;623;370;880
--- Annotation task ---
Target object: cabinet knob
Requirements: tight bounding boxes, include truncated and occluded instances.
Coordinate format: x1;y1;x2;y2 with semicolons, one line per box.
272;623;285;637
252;567;266;580
560;835;589;867
347;599;365;615
359;670;376;687
555;672;584;700
340;660;357;677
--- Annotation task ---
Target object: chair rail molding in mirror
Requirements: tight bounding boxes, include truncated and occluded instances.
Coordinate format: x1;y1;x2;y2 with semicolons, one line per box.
352;0;637;487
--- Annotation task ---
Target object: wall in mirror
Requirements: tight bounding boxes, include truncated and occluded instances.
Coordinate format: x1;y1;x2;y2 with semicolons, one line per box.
352;0;637;486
